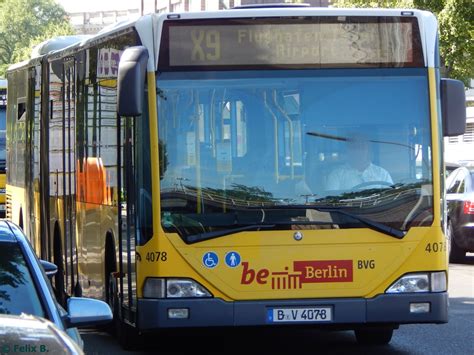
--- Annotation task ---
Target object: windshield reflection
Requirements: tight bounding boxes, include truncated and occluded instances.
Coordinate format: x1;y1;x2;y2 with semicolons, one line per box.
157;69;433;239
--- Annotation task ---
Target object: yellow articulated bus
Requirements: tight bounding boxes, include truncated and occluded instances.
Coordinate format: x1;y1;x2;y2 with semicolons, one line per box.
6;5;466;347
0;79;6;218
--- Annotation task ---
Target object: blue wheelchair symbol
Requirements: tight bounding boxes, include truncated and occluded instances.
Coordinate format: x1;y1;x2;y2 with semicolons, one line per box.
225;251;241;268
203;252;219;268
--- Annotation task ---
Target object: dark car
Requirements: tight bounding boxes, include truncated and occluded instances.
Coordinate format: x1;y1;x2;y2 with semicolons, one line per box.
0;220;112;349
446;166;474;262
0;314;83;355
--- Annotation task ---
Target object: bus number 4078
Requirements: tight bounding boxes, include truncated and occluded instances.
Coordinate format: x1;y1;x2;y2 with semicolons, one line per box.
145;251;168;262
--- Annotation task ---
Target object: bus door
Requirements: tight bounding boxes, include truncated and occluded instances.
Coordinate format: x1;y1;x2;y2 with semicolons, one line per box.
118;114;137;320
62;59;78;296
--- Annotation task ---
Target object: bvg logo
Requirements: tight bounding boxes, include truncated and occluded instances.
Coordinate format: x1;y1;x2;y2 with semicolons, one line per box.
241;260;353;289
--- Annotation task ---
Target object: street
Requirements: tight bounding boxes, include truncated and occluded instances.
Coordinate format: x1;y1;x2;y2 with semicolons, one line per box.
82;257;474;354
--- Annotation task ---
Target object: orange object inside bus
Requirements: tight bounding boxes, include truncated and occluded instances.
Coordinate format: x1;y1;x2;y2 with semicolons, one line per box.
76;157;111;206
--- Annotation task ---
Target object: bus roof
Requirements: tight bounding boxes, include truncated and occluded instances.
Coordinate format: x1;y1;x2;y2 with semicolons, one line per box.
7;7;438;74
31;35;91;58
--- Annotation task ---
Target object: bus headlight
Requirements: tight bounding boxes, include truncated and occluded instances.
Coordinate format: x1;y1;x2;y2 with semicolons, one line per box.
386;272;446;293
143;278;212;298
167;279;211;298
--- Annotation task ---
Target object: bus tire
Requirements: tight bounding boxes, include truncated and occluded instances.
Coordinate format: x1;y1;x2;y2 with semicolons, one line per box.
107;273;118;335
104;235;117;335
104;235;116;307
354;327;393;345
53;226;67;307
109;277;141;350
117;316;141;350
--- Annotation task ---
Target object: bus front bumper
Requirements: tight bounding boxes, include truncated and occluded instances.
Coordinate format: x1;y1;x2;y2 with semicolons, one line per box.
137;292;448;330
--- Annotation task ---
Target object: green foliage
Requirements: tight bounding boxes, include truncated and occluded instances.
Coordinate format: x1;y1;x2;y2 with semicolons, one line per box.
334;0;446;9
412;0;445;13
438;0;474;86
334;0;415;7
0;0;74;77
333;0;473;86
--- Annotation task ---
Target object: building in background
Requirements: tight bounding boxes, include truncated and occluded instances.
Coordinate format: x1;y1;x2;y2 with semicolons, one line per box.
142;0;331;14
69;9;140;35
69;0;331;34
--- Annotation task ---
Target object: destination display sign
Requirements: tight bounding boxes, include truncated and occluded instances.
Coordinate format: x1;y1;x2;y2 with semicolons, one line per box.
160;17;423;70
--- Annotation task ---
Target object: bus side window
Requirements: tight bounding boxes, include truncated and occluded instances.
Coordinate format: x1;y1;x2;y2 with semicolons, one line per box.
17;101;26;121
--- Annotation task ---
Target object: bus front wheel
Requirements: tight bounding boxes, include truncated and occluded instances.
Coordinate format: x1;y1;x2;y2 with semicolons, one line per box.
108;275;141;350
354;327;394;345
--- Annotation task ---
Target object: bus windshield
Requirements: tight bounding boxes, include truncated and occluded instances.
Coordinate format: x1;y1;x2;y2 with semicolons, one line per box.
157;68;432;240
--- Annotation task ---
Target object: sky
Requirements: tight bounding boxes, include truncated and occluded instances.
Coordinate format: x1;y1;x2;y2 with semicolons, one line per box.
55;0;138;13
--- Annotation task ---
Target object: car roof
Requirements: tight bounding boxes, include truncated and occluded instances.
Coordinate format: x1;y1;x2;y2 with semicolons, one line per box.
0;220;19;242
450;166;474;174
446;162;461;168
460;166;474;174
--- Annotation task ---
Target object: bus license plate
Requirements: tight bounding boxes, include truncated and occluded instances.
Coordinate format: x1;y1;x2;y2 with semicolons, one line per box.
268;307;332;323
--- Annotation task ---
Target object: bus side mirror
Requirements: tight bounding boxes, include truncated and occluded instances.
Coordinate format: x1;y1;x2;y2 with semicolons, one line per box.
117;46;149;117
441;78;466;137
40;259;57;279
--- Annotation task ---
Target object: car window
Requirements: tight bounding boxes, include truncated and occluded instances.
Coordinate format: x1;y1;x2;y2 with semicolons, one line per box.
458;173;466;193
0;241;45;317
447;170;461;194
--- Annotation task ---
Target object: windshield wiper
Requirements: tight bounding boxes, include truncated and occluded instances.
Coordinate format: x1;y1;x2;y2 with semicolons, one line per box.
184;205;405;243
246;205;406;239
315;207;406;239
186;224;276;244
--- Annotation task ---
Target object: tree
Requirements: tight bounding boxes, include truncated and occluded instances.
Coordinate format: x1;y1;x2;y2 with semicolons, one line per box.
438;0;473;85
0;0;74;77
333;0;474;86
334;0;415;7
